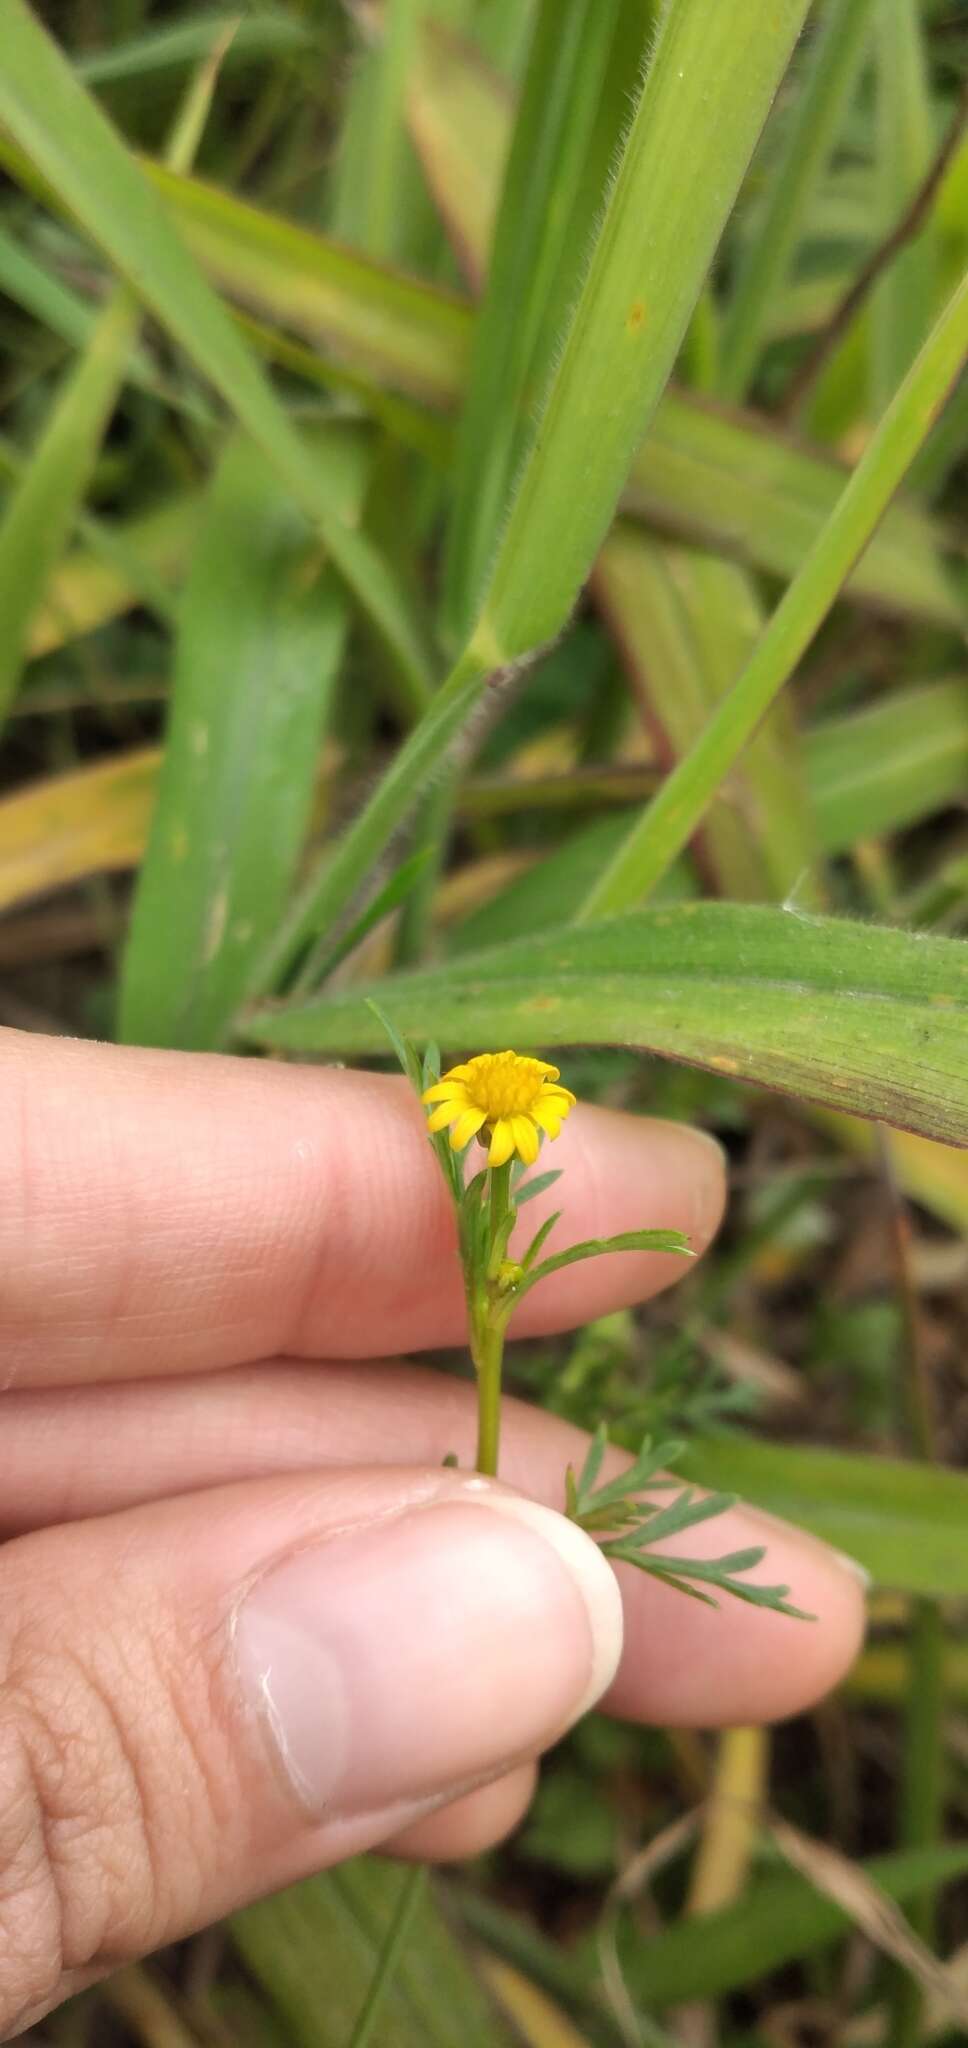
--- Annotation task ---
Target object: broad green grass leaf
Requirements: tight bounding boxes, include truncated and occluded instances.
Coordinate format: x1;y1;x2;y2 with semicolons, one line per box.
246;904;968;1149
719;0;875;400
0;0;433;711
679;1438;968;1597
230;1861;516;2048
621;1843;968;2008
119;427;368;1051
581;271;968;918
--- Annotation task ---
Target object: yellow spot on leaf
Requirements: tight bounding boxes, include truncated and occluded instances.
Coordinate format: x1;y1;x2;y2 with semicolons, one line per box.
626;298;646;335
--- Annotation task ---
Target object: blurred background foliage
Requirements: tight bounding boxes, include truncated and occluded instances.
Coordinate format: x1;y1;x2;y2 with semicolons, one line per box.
2;0;967;2043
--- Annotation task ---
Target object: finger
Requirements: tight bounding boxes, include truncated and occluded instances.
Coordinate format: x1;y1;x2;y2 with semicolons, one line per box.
383;1764;538;1862
0;1467;621;2035
0;1028;724;1388
0;1362;866;1726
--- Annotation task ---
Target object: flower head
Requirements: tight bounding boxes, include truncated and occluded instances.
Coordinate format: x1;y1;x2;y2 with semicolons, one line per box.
422;1049;576;1167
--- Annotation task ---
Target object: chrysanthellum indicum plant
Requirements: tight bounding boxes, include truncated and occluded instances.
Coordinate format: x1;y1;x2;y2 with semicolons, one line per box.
374;1006;809;1621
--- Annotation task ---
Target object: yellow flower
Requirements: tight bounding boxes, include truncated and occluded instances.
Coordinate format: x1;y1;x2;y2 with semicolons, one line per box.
422;1049;576;1168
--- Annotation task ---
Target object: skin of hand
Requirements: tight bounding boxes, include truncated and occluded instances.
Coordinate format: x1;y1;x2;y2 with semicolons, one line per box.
0;1030;866;2036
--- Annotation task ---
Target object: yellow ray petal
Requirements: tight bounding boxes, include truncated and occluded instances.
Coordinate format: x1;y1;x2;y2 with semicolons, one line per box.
450;1106;488;1149
422;1079;470;1104
427;1101;461;1132
488;1119;515;1167
511;1115;540;1165
532;1100;562;1138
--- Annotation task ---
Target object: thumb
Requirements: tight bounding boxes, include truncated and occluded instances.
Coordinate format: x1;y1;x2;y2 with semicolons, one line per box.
0;1466;621;2033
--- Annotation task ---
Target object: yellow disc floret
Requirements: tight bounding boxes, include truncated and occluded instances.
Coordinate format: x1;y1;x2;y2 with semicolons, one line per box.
422;1049;576;1167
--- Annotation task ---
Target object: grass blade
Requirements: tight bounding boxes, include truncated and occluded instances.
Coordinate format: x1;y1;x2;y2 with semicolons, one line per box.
149;159;471;405
406;21;510;288
230;1861;517;2048
679;1436;968;1598
1;98;958;628
620;1843;968;2008
807;676;968;851
331;0;433;277
593;528;817;901
472;0;813;666
0;0;433;711
626;391;962;628
75;11;312;89
719;0;875;400
0;21;226;736
24;490;197;656
10;123;955;627
442;0;620;642
119;427;368;1050
580;270;968;919
872;0;939;414
0;286;139;734
251;0;813;986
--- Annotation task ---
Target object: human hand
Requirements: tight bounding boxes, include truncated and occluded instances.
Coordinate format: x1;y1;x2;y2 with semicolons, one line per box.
0;1030;865;2036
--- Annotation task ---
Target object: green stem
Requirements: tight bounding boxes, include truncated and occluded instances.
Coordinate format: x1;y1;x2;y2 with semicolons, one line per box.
473;1162;515;1476
346;1863;428;2048
474;1316;505;1478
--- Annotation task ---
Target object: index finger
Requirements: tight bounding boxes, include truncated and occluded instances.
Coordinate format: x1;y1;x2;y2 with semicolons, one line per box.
0;1029;725;1388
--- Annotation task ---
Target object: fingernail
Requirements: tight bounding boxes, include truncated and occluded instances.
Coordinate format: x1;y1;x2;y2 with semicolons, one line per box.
833;1550;872;1592
234;1485;623;1819
742;1505;873;1596
653;1120;727;1245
